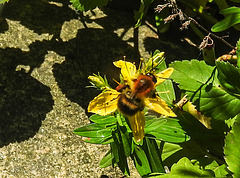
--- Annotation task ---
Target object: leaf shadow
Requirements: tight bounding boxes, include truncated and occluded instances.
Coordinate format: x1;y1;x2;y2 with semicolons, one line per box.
0;0;141;147
0;0;77;147
52;8;141;112
0;47;53;147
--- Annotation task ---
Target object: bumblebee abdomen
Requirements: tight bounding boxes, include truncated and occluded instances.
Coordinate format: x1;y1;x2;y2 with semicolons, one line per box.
117;93;144;116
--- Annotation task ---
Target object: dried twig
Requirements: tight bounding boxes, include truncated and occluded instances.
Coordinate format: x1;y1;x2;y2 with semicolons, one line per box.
155;0;235;50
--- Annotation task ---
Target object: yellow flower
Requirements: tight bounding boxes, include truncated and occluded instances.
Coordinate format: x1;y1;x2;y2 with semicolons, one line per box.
88;59;176;142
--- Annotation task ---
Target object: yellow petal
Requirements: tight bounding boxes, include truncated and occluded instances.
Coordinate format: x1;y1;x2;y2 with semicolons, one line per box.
127;111;145;142
155;67;174;86
113;60;137;86
88;89;120;116
144;96;176;117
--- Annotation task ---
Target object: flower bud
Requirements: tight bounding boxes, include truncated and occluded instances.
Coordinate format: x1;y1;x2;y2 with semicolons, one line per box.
88;74;111;90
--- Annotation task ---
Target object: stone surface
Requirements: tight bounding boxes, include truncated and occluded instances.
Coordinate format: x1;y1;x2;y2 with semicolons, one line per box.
0;0;200;177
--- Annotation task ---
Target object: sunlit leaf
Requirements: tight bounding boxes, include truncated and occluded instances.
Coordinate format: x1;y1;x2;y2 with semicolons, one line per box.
89;114;117;125
224;115;240;178
145;116;190;143
162;141;226;173
237;38;240;67
0;0;9;4
212;7;240;32
70;0;109;11
100;151;113;168
73;123;113;138
219;6;240;15
159;157;214;177
170;60;240;120
170;60;218;90
156;79;175;106
161;142;182;163
205;160;229;178
82;136;113;144
155;65;175;106
161;141;210;170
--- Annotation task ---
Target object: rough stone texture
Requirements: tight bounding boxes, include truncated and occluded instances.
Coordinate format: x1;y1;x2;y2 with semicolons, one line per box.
0;0;200;177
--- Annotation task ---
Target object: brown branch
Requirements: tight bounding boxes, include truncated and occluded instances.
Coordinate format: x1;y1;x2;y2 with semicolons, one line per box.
155;0;235;50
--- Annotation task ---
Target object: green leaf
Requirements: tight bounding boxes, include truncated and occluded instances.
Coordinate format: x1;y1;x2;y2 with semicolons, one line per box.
158;157;215;177
110;137;119;163
145;116;190;143
216;61;240;96
191;84;240;121
70;0;109;11
132;144;152;176
202;43;216;66
134;0;154;27
100;150;113;168
220;6;240;15
212;7;240;32
89;114;117;125
82;136;113;144
177;111;226;159
161;140;227;175
224;115;240;178
205;160;229;178
156;62;176;106
0;0;9;4
225;116;238;128
161;142;182;162
119;126;131;157
236;38;240;68
170;60;240;120
177;111;225;139
111;129;130;176
170;60;218;91
161;141;208;170
73;123;113;138
143;138;165;173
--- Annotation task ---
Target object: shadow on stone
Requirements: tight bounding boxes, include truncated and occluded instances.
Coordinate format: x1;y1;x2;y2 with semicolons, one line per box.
53;27;140;112
0;0;142;147
0;48;53;147
2;0;77;37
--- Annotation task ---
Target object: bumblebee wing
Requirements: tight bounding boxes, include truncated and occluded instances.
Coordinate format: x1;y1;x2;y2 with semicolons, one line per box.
88;89;120;116
155;67;174;86
127;111;145;142
113;60;137;85
144;96;176;117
